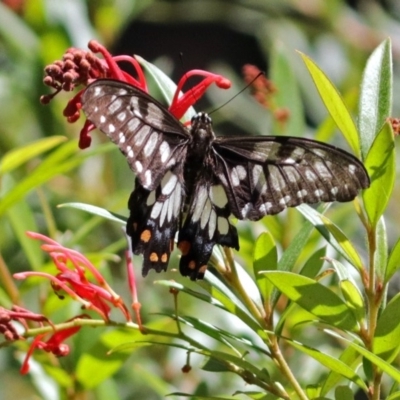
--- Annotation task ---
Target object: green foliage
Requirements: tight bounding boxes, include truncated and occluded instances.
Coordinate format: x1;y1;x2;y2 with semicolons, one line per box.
1;2;400;400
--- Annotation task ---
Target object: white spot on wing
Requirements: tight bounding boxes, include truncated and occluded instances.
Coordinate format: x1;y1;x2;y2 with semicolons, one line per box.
119;132;126;144
108;124;115;133
297;189;308;198
259;202;273;214
217;217;229;235
231;168;240;186
208;210;217;239
143;132;158;157
126;145;134;158
144;170;152;188
236;165;247;180
279;195;291;206
159;141;170;163
314;189;324;198
135;161;143;172
100;115;106;124
192;186;208;222
161;171;178;195
209;185;228;208
127;118;140;132
201;199;212;229
108;98;122;113
331;187;339;195
117;111;126;122
151;201;162;219
348;164;356;174
94;86;103;96
135;125;151;146
241;203;254;219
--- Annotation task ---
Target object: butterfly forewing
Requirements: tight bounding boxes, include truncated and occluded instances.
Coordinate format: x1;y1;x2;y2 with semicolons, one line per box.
213;136;369;220
82;79;190;190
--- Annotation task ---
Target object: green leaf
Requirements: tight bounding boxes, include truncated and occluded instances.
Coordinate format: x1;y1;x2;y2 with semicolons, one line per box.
264;271;358;331
270;42;305;135
321;346;361;395
300;52;360;156
374;217;388;280
327;330;400;382
362;122;395;227
300;247;326;278
373;293;400;362
319;214;363;271
253;232;277;298
358;38;393;158
334;386;354;400
58;203;126;224
286;339;367;391
297;205;363;272
0;136;66;174
386;237;400;282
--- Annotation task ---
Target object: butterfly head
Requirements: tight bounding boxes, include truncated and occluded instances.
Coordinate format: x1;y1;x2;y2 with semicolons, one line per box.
190;112;215;145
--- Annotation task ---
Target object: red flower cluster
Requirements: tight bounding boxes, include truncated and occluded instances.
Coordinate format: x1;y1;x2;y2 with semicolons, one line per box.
9;231;137;374
41;40;231;149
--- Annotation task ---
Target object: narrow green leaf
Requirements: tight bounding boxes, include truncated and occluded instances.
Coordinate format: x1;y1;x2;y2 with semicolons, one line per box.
270;42;305;135
286;339;367;391
253;232;277;298
321;346;361;395
0;136;66;174
319;215;363;271
374;217;388;280
58;203;126;224
362;122;395;227
335;386;354;400
6;200;43;270
388;392;400;400
386;237;400;282
297;204;363;272
358;38;393;158
327;330;400;382
300;52;360;155
300;247;326;278
373;293;400;362
264;271;358;331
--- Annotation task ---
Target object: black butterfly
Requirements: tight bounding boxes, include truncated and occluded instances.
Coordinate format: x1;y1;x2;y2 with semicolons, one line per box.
81;79;370;280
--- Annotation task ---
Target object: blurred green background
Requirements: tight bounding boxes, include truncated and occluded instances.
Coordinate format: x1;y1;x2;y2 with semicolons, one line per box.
0;0;399;399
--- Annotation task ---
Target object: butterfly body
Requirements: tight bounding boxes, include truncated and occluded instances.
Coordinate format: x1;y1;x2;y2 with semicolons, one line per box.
81;79;370;280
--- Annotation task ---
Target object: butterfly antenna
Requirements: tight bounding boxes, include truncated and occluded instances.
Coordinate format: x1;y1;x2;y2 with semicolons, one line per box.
209;71;264;115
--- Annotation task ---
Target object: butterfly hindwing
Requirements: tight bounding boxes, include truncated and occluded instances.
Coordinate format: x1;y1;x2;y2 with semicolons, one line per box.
127;165;185;275
178;168;238;280
213;136;370;220
82;79;190;190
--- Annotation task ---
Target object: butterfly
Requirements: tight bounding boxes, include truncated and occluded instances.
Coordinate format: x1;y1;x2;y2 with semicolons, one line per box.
81;79;370;280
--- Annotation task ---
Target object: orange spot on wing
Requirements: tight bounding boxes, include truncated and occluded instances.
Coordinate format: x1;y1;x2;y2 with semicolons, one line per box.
140;229;152;243
161;253;168;263
149;252;159;262
188;260;196;270
178;240;191;256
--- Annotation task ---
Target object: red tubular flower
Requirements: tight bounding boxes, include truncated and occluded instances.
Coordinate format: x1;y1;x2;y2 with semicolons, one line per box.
20;318;85;375
14;232;131;322
41;40;231;148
